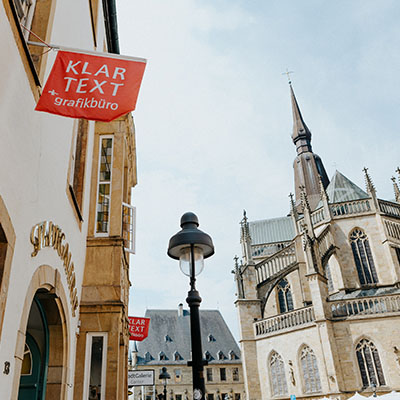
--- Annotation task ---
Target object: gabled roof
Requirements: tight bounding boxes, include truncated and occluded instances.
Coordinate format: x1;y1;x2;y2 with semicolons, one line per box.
325;170;369;203
136;308;241;365
249;216;295;245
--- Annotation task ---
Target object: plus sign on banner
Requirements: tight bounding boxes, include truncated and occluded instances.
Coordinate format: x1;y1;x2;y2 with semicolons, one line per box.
128;317;150;341
35;49;146;122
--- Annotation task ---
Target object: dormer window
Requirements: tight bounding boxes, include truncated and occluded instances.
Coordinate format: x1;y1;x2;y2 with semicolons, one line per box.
144;352;152;362
174;351;182;361
204;351;213;361
159;351;167;361
208;334;216;342
165;335;173;342
217;351;226;360
229;350;238;360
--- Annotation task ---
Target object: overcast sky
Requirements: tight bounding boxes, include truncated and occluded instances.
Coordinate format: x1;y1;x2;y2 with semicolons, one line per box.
116;0;400;340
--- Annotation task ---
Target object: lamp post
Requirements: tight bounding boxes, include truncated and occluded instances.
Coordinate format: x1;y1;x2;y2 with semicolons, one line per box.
159;367;170;400
168;212;214;400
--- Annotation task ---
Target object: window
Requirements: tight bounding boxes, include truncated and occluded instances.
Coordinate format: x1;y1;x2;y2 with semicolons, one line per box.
207;395;214;400
356;339;385;388
350;229;378;285
13;0;36;39
174;369;181;383
10;0;56;83
229;350;238;360
96;136;113;234
234;394;241;400
206;368;213;382
83;333;107;400
300;346;321;393
173;351;182;361
176;395;182;400
144;352;152;362
277;279;294;313
395;247;400;266
217;351;226;360
159;352;167;361
269;352;288;397
208;334;216;342
165;335;173;342
233;367;239;381
204;351;213;361
68;119;89;221
324;263;334;292
220;368;226;381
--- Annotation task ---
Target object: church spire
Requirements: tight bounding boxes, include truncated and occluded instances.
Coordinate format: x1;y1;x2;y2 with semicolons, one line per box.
289;83;329;211
290;83;312;154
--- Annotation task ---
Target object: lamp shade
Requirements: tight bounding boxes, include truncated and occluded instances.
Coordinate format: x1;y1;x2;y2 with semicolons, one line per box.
167;212;214;261
159;367;170;381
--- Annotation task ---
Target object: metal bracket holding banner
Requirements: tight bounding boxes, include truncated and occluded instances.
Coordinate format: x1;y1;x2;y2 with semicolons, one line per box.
128;370;155;387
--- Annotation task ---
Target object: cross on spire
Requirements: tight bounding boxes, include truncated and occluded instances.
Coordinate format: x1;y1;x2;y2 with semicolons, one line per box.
282;68;294;84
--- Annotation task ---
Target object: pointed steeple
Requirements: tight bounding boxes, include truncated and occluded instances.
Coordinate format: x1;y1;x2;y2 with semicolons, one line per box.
363;167;378;209
289;83;329;211
290;84;312;154
392;176;400;203
240;210;254;265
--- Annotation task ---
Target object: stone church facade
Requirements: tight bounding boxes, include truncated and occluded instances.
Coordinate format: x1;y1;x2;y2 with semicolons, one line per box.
234;84;400;400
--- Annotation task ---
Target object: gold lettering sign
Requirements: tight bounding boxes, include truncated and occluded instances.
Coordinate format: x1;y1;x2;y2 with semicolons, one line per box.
30;221;78;316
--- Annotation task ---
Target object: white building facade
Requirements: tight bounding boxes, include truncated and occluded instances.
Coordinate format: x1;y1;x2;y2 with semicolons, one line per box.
0;1;135;399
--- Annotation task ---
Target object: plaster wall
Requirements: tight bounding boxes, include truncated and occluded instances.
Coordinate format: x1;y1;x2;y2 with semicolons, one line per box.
0;1;108;398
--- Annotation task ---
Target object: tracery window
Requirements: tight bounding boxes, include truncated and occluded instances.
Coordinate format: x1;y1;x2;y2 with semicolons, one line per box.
350;229;378;285
356;339;385;388
300;346;321;393
277;279;294;313
269;352;288;397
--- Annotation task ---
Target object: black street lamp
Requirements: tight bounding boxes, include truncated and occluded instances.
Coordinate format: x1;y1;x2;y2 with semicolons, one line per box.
159;367;170;400
168;212;214;400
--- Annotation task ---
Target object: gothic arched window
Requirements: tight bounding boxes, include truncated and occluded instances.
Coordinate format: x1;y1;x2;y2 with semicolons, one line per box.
300;346;322;393
277;279;294;313
356;339;385;388
350;229;378;285
269;352;288;397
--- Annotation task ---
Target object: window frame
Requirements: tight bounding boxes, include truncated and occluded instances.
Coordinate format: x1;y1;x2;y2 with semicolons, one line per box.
95;135;114;236
269;351;288;397
83;332;108;400
299;346;322;394
350;228;378;285
355;338;386;388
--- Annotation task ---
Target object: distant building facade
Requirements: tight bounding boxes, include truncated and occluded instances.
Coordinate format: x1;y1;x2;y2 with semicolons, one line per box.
234;84;400;400
0;1;136;398
132;305;245;400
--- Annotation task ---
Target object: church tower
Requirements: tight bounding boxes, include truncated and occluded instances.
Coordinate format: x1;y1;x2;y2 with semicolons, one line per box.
291;84;329;210
234;83;400;400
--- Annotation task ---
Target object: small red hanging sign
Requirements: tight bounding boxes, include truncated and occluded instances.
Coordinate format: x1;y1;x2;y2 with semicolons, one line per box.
128;316;150;341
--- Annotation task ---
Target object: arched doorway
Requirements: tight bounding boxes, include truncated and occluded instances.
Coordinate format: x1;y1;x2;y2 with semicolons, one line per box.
18;287;67;399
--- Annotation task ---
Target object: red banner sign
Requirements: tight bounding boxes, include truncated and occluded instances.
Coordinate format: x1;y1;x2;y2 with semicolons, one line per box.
35;49;146;122
129;316;150;341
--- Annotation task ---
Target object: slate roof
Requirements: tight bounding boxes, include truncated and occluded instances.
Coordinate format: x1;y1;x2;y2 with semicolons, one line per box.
325;170;369;203
248;216;295;245
135;308;241;366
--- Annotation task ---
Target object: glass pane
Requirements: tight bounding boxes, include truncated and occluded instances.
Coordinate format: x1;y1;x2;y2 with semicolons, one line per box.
21;344;32;375
96;184;110;233
99;138;113;182
89;336;104;400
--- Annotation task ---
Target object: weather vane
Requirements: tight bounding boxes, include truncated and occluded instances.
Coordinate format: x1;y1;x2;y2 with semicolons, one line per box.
282;68;294;84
